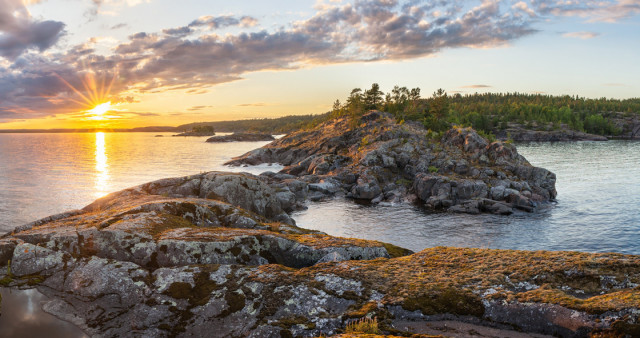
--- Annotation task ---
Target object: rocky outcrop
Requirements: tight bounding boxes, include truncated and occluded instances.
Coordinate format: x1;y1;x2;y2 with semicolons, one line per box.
2;206;639;338
0;169;637;337
609;112;640;139
227;111;557;215
173;129;215;137
496;127;608;142
206;133;275;143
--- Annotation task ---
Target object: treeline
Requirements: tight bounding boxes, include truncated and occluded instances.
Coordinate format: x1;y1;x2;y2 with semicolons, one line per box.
324;84;640;136
177;115;321;134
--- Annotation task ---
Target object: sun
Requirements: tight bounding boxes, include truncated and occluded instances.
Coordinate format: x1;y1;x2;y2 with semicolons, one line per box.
55;68;120;123
89;102;112;116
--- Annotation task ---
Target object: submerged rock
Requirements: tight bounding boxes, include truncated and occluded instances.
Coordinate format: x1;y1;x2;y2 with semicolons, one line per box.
206;133;275;143
227;111;557;215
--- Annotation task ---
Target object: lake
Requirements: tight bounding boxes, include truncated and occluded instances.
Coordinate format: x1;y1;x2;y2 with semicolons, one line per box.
0;132;638;336
1;133;638;255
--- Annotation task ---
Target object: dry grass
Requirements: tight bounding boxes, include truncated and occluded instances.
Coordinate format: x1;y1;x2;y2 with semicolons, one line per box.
345;317;381;335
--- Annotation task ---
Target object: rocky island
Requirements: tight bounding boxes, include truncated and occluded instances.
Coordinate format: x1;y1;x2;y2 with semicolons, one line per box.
173;125;216;137
0;111;638;337
206;133;275;143
228;111;556;215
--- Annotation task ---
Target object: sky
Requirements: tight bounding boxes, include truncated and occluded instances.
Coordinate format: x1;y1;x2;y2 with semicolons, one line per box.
0;0;638;129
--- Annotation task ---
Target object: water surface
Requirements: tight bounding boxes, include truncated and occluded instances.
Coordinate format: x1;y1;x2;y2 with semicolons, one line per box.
293;141;640;254
0;287;87;337
0;132;280;233
1;134;638;254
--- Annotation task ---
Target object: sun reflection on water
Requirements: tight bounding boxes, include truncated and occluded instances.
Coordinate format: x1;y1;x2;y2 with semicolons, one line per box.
94;132;109;198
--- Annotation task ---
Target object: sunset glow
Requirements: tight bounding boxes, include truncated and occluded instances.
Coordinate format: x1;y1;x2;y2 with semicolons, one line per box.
0;0;637;130
87;102;112;120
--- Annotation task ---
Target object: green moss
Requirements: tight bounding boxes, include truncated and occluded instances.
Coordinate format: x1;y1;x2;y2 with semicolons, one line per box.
382;243;413;258
146;213;197;239
274;315;315;330
0;275;12;286
611;320;640;336
229;246;242;256
394;178;412;187
163;269;222;307
279;329;293;338
402;287;484;317
25;275;45;286
220;290;246;316
165;282;192;299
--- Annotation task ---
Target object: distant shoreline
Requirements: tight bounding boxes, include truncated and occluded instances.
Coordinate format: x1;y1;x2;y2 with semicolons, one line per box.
0;126;178;133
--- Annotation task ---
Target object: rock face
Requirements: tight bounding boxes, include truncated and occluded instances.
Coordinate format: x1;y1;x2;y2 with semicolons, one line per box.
609;112;640;139
496;127;608;142
0;171;406;336
173;130;215;137
227;111;557;215
0;170;638;337
206;133;275;143
2;196;640;338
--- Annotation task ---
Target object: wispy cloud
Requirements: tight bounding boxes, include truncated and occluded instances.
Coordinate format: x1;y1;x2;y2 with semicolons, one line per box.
187;105;213;111
237;103;269;107
460;84;492;88
561;31;600;39
532;0;640;23
111;23;129;30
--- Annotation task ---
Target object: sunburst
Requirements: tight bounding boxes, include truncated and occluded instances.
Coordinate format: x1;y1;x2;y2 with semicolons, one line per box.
55;68;119;121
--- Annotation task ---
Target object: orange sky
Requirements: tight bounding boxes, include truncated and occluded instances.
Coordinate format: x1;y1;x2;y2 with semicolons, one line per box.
0;0;638;130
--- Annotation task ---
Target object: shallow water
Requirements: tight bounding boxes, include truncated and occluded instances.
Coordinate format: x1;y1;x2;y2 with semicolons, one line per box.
0;287;87;337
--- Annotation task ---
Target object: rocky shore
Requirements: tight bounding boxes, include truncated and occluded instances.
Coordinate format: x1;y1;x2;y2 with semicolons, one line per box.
173;131;216;137
1;113;637;337
609;112;640;139
227;111;557;215
206;133;275;143
0;170;639;337
496;127;608;142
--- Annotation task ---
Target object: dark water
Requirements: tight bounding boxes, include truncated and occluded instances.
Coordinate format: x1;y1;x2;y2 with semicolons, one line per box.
294;141;640;254
0;288;87;337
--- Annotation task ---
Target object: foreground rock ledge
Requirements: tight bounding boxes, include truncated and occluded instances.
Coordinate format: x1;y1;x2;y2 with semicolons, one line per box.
0;171;638;337
227;111;557;215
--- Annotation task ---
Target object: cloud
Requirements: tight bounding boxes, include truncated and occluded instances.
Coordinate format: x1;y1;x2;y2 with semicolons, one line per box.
532;0;640;23
460;84;492;88
111;23;129;30
0;0;609;124
561;31;600;39
163;15;260;37
0;0;65;60
603;83;627;87
237;103;269;107
187;105;213;111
